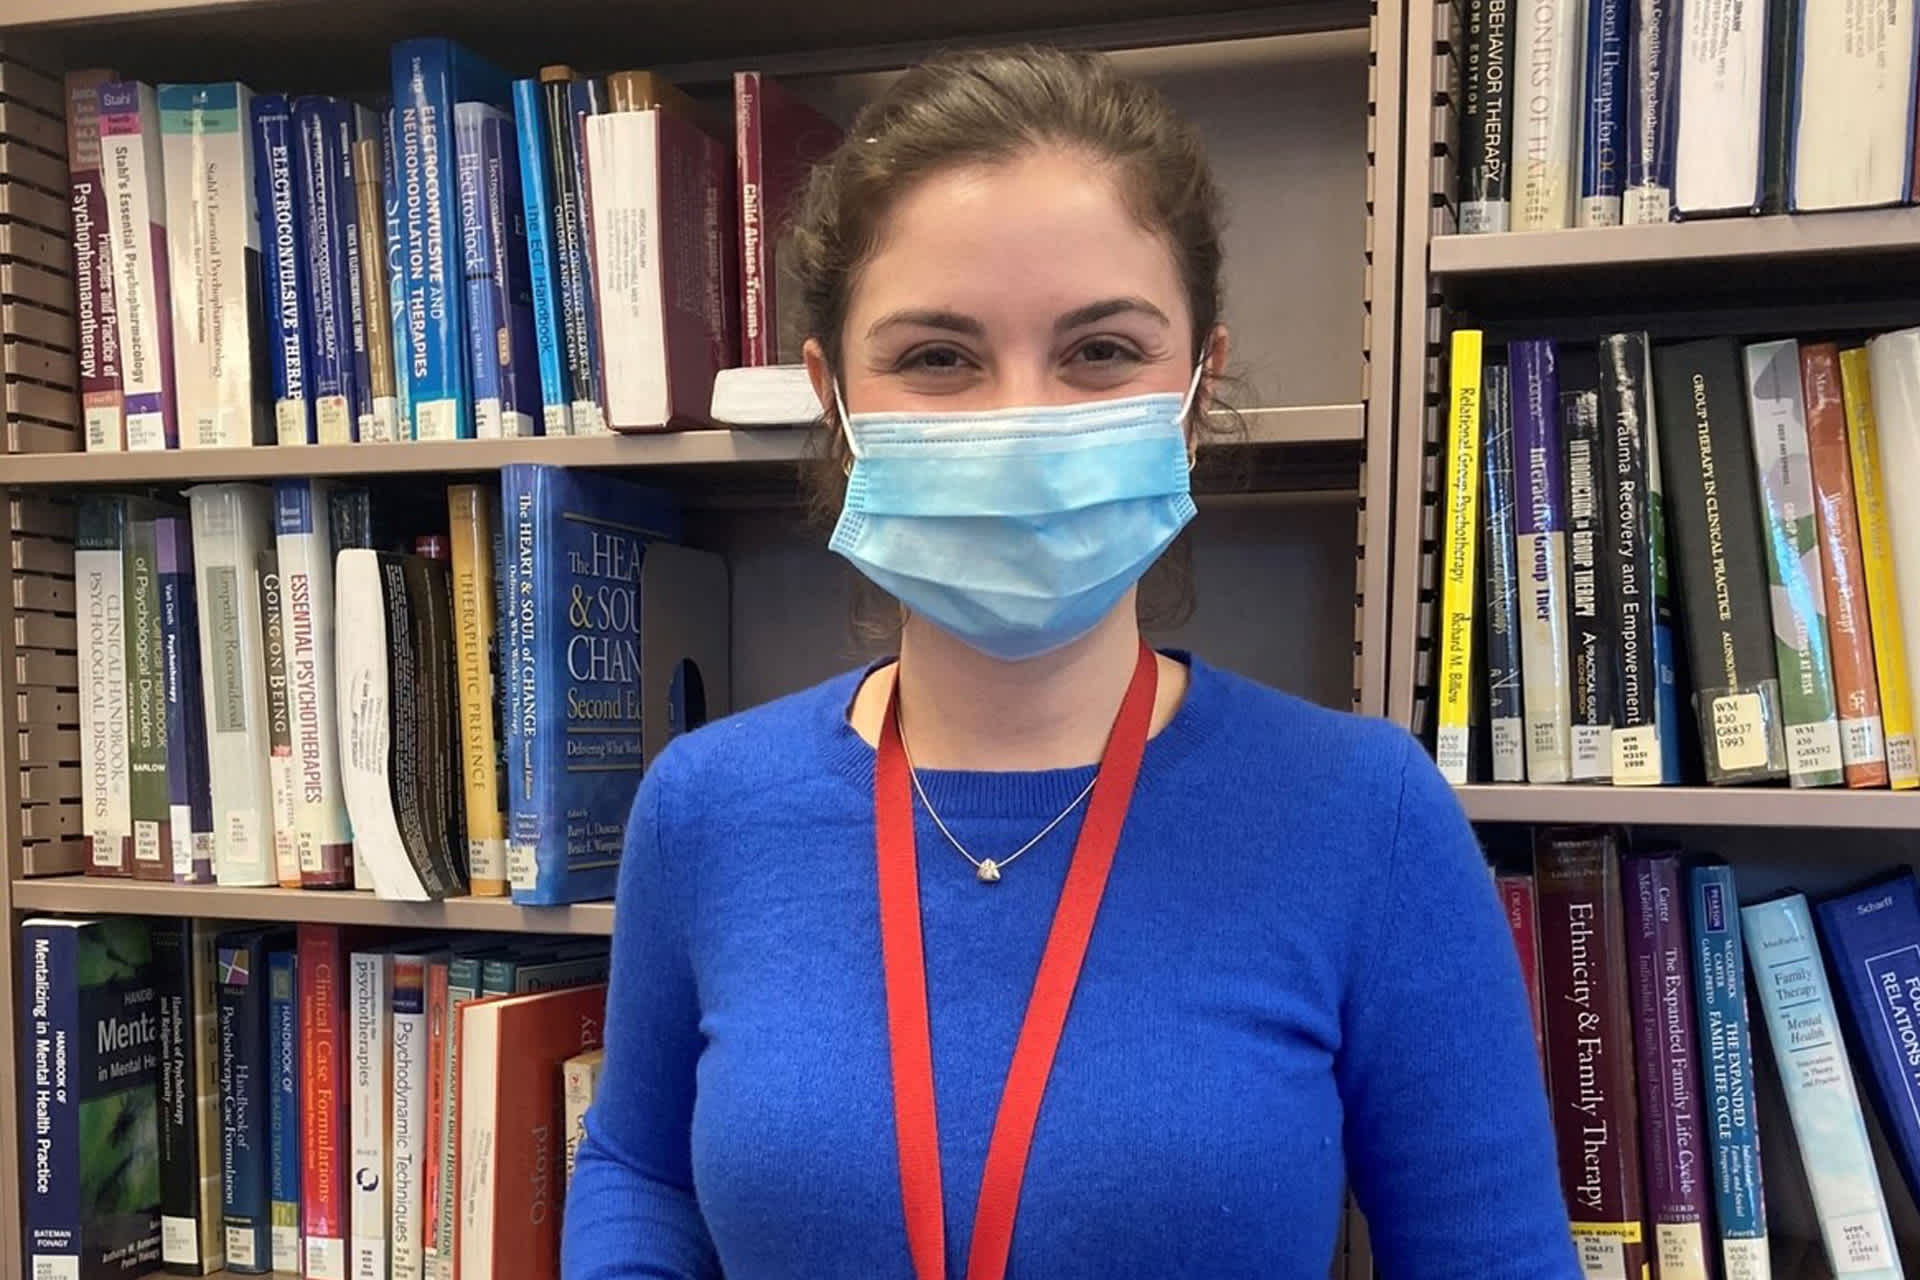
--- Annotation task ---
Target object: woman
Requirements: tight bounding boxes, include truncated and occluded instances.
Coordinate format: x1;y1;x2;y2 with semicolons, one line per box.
564;47;1575;1279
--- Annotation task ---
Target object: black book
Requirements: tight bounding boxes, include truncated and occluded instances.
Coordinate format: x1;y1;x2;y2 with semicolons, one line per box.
1597;334;1661;785
1480;363;1527;780
1563;380;1616;782
1758;0;1798;214
1650;337;1789;783
1459;0;1515;232
153;920;223;1275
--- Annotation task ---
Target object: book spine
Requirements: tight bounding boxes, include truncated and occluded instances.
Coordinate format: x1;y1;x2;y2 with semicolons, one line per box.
1481;365;1526;781
69;72;127;450
486;111;540;438
349;952;393;1280
736;72;773;362
251;94;312;446
561;1052;603;1191
99;80;180;450
352;137;400;442
155;922;221;1273
1743;339;1845;787
1744;895;1901;1279
157;516;216;883
77;496;132;875
505;466;540;895
546;73;605;435
384;107;414;438
1457;0;1514;233
421;961;449;1279
257;550;301;888
275;480;353;886
1840;347;1920;788
435;960;484;1278
1510;340;1574;783
267;948;301;1274
1788;0;1916;212
1437;329;1483;784
1688;863;1770;1277
450;487;507;894
294;98;357;445
298;925;348;1280
1674;0;1769;215
1801;343;1888;787
1513;0;1583;230
1647;418;1685;784
1598;334;1662;785
126;513;174;878
1759;0;1800;214
1496;872;1546;1066
1624;0;1680;222
20;926;82;1275
1624;856;1712;1279
457;105;503;439
1534;829;1648;1278
342;105;378;446
1651;338;1789;783
1580;0;1628;227
1564;388;1616;782
391;956;428;1280
218;935;271;1273
411;553;464;896
587;110;670;431
513;79;573;435
395;45;471;441
1865;330;1920;791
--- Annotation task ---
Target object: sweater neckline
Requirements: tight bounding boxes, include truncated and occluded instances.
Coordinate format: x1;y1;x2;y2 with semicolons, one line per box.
817;649;1220;818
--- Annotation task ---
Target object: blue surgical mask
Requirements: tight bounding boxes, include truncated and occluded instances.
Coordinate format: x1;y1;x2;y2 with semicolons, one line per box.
828;364;1204;661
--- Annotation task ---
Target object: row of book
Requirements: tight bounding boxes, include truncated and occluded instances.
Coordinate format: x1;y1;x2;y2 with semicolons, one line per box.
74;465;726;903
18;915;609;1280
1455;0;1920;232
65;39;838;450
1510;831;1920;1277
1434;328;1920;790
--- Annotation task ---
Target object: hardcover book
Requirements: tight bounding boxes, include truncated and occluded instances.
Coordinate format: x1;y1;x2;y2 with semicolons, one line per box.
390;950;431;1280
1597;334;1662;785
1624;0;1680;223
297;924;352;1280
1495;871;1545;1067
349;947;395;1280
78;494;132;877
1674;0;1768;215
68;70;127;451
156;514;216;883
126;510;175;881
215;927;283;1274
450;485;508;895
383;107;415;437
98;79;179;451
1580;0;1628;227
1791;0;1919;211
274;479;353;887
1563;386;1614;782
292;96;361;446
266;947;301;1273
1458;0;1515;232
1864;330;1920;789
539;66;603;436
1480;364;1526;781
249;93;313;446
561;1048;604;1191
734;71;842;364
455;102;539;440
1513;0;1583;230
1436;328;1482;785
257;549;300;888
485;107;541;439
1510;340;1574;783
350;135;400;442
341;103;380;446
512;77;573;436
152;919;223;1275
1757;0;1798;215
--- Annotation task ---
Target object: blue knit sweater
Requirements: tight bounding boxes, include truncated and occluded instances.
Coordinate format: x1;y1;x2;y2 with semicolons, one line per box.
561;655;1577;1279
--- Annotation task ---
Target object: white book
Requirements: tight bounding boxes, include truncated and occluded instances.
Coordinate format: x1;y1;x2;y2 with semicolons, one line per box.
1674;0;1768;215
259;548;301;886
1792;1;1920;212
389;953;431;1280
185;483;277;885
98;80;179;451
1514;0;1587;230
709;364;823;426
77;499;132;874
562;1047;605;1192
350;949;395;1280
275;480;354;885
335;550;412;901
1866;329;1920;733
160;82;268;449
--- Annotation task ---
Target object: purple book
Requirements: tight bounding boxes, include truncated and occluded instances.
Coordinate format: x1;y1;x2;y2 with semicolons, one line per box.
1625;850;1714;1272
1510;340;1574;782
156;515;216;884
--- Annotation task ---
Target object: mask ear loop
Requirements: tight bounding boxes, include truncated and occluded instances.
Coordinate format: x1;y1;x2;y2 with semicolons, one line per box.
834;382;862;477
1181;346;1212;473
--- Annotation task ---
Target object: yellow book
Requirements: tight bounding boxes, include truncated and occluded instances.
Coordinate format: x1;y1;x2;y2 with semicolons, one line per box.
448;485;510;891
1436;328;1484;784
1839;348;1920;789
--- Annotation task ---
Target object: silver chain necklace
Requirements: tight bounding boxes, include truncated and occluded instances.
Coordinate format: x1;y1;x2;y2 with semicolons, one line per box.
895;703;1098;884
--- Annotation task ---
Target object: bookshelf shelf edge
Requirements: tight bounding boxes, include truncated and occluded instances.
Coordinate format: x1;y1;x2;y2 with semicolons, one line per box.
1430;209;1920;277
1457;783;1920;830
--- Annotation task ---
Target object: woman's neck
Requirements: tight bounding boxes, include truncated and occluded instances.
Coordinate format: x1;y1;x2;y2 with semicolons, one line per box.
848;598;1190;771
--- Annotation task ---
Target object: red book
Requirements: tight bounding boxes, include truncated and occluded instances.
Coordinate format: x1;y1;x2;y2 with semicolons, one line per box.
298;923;353;1280
457;983;607;1280
1496;871;1546;1069
422;957;451;1263
733;72;842;367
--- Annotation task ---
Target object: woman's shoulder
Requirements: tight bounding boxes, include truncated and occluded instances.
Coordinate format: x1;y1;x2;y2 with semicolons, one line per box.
1184;656;1421;790
641;664;874;806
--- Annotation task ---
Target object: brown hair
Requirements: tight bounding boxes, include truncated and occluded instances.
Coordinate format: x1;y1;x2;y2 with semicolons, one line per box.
792;45;1235;628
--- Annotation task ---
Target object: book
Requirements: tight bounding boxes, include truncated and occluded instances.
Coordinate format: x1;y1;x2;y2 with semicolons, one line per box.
584;105;738;429
152;920;223;1275
185;484;279;884
1624;0;1681;223
349;947;394;1280
249;93;313;447
433;953;494;1278
78;495;132;877
274;480;353;887
384;107;414;438
1480;364;1526;781
1514;0;1585;230
540;66;604;436
265;947;300;1274
156;515;216;884
1865;329;1920;789
341;103;380;448
159;82;268;450
393;38;512;441
457;983;607;1280
293;96;361;446
98;80;179;451
1436;328;1482;785
1458;0;1515;232
708;364;822;426
561;1047;604;1191
1580;0;1628;226
1743;893;1901;1280
503;466;682;904
351;136;401;442
1758;0;1799;215
69;70;127;451
1801;343;1889;788
1646;397;1686;785
1534;829;1647;1279
19;917;162;1280
511;78;572;437
1840;346;1920;789
1496;871;1546;1066
1742;338;1845;788
1511;340;1574;784
1674;0;1769;215
455;102;538;440
1563;385;1614;782
486;108;541;440
257;549;299;888
390;951;431;1280
1688;860;1770;1278
1597;334;1662;785
297;924;351;1280
449;486;508;895
734;71;841;365
1652;338;1789;784
215;927;280;1274
1791;0;1919;211
478;944;609;998
1623;852;1712;1280
121;509;173;882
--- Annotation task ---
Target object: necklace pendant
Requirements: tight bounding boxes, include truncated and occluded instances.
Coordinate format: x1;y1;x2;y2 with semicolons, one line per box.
976;859;1002;884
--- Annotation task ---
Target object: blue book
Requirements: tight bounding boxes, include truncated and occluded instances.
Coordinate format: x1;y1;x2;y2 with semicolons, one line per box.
1625;0;1681;223
156;515;216;886
391;37;511;442
1688;861;1770;1277
264;948;300;1274
503;465;681;904
512;78;572;436
292;96;360;445
19;917;162;1280
382;107;412;435
1581;0;1627;227
1745;892;1901;1279
341;103;378;445
545;74;605;434
251;94;313;446
152;919;222;1275
1510;339;1573;783
487;108;541;438
215;928;280;1274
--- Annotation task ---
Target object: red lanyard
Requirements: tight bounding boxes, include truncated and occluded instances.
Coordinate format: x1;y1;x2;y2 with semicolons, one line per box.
874;642;1158;1280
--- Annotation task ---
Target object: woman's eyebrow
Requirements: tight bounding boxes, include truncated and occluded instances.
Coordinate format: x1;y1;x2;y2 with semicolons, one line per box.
1054;297;1171;332
865;308;985;339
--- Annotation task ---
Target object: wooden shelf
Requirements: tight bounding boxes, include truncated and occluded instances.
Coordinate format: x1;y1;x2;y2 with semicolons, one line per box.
1457;783;1920;830
10;876;615;935
1430;209;1920;277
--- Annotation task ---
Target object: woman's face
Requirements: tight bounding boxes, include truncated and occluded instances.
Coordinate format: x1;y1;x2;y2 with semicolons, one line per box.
809;145;1217;418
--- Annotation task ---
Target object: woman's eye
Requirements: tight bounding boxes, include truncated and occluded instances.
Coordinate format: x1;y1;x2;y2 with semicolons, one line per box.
1071;339;1140;366
897;345;973;372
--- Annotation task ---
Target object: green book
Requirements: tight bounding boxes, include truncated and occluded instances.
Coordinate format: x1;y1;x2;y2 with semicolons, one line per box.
126;509;172;880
